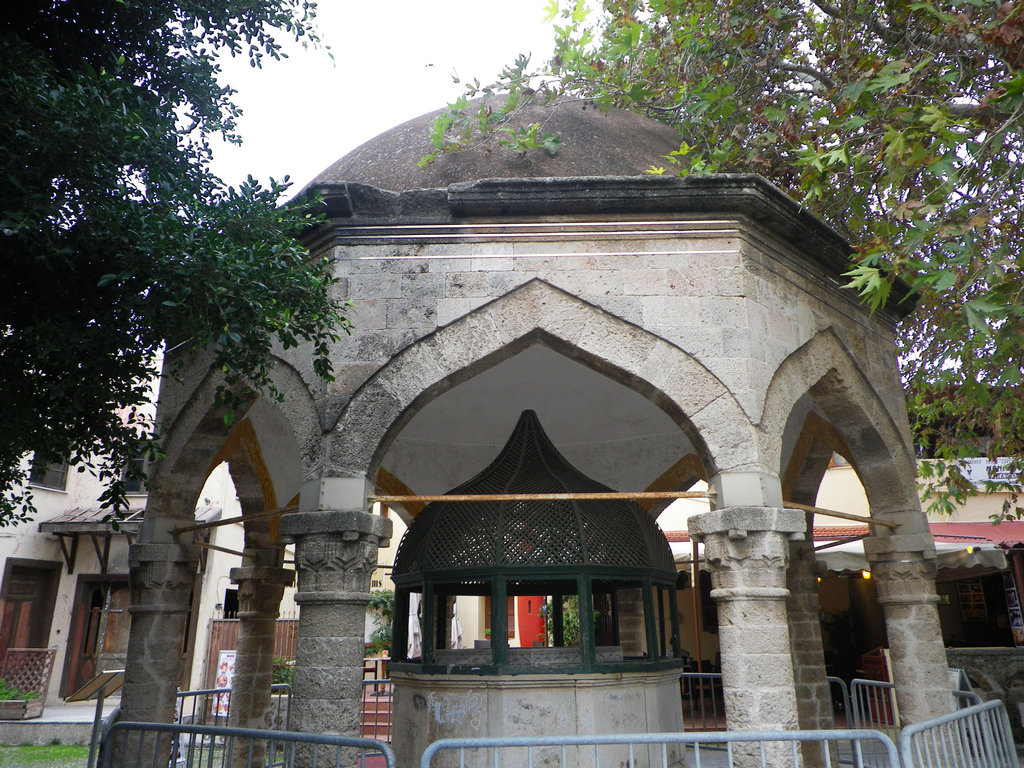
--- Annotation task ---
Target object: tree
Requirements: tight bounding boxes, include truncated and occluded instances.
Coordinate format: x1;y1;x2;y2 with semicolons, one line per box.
434;0;1024;517
0;1;347;523
366;589;395;655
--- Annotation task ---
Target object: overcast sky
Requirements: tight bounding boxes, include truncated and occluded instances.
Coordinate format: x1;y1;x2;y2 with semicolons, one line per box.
210;1;555;194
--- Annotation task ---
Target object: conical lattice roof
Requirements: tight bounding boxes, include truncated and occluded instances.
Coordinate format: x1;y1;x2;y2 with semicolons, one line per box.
392;410;675;578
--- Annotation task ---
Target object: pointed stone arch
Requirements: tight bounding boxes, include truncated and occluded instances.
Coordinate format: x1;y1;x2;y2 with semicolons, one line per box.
149;353;320;522
128;355;312;735
781;411;856;507
327;279;757;485
761;328;920;522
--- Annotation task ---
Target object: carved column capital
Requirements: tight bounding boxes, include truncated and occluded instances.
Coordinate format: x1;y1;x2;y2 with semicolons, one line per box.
688;506;805;593
231;566;295;618
280;509;392;600
866;553;941;606
128;542;200;616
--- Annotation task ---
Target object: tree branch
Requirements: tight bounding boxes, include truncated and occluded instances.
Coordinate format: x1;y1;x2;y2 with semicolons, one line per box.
778;61;836;90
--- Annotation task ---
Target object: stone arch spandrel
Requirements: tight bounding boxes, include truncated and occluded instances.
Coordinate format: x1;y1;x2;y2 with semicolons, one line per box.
761;329;921;524
327;279;759;483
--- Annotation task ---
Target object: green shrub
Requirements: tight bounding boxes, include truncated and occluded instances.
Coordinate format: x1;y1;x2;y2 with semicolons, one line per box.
0;679;37;701
365;589;394;655
272;658;294;687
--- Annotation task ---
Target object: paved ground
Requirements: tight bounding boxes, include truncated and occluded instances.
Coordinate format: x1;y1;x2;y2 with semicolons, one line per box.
0;696;119;747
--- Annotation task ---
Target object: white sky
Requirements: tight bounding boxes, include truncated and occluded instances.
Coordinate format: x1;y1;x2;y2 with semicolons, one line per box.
210;1;556;194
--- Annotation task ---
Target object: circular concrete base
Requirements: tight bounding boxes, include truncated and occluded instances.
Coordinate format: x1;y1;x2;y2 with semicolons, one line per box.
392;668;684;768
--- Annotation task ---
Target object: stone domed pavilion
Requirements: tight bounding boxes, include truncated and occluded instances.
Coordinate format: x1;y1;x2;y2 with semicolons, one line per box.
120;96;951;766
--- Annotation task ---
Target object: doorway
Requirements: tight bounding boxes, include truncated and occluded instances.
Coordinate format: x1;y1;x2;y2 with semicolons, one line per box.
61;577;130;697
0;560;61;665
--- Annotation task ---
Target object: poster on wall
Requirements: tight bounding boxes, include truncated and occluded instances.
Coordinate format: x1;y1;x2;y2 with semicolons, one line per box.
1004;573;1024;648
957;579;988;622
213;650;236;717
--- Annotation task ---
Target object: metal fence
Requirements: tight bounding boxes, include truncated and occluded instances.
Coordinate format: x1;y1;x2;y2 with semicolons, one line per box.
849;677;983;733
420;729;901;768
829;676;852;722
850;679;901;735
681;673;852;731
176;683;292;730
361;678;393;741
899;699;1017;768
680;672;726;731
100;720;395;768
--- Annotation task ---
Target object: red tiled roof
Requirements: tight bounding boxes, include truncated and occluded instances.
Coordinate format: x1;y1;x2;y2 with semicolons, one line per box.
928;521;1024;546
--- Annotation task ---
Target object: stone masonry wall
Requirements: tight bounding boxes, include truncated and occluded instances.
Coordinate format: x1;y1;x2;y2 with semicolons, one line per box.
300;215;902;439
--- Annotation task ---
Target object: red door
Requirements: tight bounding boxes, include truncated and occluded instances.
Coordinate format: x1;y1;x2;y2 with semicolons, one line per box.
0;562;60;666
517;596;546;647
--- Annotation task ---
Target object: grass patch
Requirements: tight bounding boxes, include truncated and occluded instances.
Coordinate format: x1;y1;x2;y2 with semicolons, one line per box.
0;743;89;767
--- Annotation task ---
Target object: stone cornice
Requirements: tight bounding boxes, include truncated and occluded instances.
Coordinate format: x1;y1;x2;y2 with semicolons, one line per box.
301;174;914;322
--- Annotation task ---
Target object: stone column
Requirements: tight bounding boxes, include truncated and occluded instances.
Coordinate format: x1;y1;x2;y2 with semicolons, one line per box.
865;536;953;723
617;588;646;657
121;542;201;724
689;507;805;767
787;536;834;767
279;508;392;738
227;565;295;738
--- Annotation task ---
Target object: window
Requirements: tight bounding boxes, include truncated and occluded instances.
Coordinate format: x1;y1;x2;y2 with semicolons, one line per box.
28;456;68;491
122;455;147;494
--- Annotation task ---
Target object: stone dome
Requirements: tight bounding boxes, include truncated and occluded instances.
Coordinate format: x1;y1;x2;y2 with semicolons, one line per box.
312;96;682;192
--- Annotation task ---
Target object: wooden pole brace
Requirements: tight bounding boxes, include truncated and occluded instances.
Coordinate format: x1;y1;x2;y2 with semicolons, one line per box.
783;501;899;529
814;534;870;552
370;491;713;504
193;540;248;559
170;505;298;537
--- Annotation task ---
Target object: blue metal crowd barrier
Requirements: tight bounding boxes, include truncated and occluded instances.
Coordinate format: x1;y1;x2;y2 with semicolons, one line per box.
421;728;901;768
100;720;395;768
681;672;852;731
900;699;1017;768
175;683;292;730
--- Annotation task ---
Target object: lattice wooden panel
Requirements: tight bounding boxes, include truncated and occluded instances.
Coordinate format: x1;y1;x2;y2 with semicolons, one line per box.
2;648;56;696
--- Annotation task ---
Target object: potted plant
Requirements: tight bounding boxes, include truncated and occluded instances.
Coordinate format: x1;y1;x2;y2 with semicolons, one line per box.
0;678;42;720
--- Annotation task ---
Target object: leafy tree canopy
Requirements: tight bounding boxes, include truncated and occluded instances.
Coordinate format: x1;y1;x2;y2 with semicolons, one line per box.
434;0;1024;517
0;1;347;523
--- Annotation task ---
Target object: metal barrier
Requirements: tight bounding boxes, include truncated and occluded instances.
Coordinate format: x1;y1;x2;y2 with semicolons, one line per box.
851;679;900;733
101;720;395;768
899;699;1017;768
680;672;726;731
953;689;984;708
87;702;123;768
828;676;852;722
681;673;851;731
420;729;901;768
850;678;983;728
949;668;984;708
361;678;393;741
176;683;291;730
